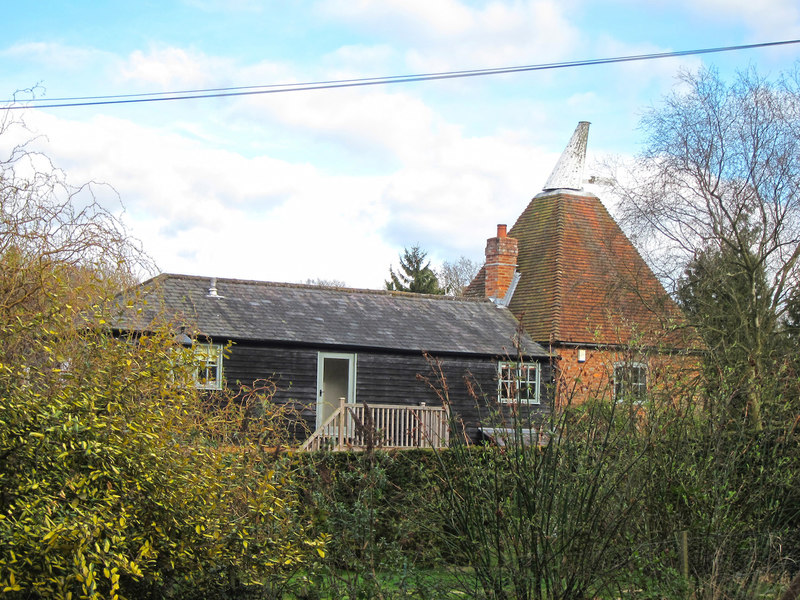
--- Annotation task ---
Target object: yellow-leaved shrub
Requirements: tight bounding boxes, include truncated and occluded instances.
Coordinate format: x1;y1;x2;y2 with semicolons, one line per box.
0;300;323;599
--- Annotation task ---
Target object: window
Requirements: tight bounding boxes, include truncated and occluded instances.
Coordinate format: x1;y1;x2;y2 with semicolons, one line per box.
194;343;223;390
613;362;647;402
498;361;540;404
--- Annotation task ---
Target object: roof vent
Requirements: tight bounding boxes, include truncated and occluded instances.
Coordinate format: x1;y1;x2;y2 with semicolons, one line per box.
206;277;223;298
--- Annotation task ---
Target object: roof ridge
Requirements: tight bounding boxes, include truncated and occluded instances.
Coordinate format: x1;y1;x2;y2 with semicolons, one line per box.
150;273;493;304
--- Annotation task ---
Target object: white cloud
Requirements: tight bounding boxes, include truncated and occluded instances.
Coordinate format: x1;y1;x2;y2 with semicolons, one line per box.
607;0;800;42
120;46;236;89
680;0;800;40
319;0;582;71
10;110;401;286
235;84;455;165
1;42;108;71
0;0;713;289
4;0;799;298
379;132;559;258
9;92;562;289
322;44;399;77
318;0;475;38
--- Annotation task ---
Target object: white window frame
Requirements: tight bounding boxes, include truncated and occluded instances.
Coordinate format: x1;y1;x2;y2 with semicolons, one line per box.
613;361;647;402
497;361;540;405
194;343;224;390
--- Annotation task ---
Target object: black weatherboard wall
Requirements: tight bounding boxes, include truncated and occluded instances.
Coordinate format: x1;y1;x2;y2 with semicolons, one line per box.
223;341;554;443
355;350;554;443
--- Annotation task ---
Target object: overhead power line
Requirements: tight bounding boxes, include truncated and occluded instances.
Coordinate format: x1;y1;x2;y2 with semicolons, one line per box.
5;39;799;110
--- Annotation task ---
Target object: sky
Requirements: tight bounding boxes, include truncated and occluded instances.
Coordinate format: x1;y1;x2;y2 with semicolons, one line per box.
2;1;800;288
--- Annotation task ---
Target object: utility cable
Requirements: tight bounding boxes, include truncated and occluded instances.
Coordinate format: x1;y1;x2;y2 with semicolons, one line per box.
5;39;799;110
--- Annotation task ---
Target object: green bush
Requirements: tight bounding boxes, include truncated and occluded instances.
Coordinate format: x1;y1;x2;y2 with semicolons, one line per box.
291;449;457;599
622;394;800;598
296;449;447;566
0;304;323;599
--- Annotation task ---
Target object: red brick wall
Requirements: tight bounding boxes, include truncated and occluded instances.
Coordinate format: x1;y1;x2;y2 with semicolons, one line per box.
553;345;698;407
555;347;614;404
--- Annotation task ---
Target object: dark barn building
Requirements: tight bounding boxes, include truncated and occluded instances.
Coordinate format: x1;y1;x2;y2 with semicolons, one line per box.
117;274;553;449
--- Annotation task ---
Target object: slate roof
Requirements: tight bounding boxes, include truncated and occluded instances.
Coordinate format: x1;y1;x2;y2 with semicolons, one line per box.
504;189;688;346
115;274;548;358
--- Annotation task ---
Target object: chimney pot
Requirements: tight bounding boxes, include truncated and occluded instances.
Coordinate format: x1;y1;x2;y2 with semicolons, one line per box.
497;224;507;238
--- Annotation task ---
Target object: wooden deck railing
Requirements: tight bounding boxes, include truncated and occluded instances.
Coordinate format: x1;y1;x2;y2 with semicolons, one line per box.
300;399;450;452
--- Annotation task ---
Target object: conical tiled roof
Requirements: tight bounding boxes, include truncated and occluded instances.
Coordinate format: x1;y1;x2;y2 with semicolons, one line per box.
466;122;692;348
506;189;684;346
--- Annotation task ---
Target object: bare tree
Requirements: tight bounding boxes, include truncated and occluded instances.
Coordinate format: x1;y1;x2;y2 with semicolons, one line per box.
0;102;154;361
437;256;480;296
611;66;800;430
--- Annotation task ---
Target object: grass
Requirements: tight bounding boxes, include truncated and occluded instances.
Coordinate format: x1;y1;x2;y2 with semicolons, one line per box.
283;565;476;600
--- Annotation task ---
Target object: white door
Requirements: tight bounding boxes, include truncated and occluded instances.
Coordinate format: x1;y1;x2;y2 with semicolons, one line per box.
316;352;356;429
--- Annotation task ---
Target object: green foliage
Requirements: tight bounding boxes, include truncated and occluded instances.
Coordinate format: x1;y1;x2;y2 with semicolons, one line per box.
282;395;800;600
428;401;658;600
616;65;800;431
292;450;459;599
412;354;800;600
297;450;445;564
609;65;800;596
624;396;800;599
0;306;324;599
678;242;774;353
385;246;443;294
677;239;794;428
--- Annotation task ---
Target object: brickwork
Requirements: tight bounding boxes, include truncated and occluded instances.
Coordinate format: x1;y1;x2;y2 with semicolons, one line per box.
556;346;614;404
553;345;699;407
484;224;518;300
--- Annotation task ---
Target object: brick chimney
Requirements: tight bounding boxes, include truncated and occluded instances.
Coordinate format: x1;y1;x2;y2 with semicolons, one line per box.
484;224;518;300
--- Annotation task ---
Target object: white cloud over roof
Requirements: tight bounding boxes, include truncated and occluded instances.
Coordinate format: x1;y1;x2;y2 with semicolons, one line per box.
2;0;798;288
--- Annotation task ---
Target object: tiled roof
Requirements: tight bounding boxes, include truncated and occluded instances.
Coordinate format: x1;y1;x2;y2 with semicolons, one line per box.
463;265;486;298
504;190;688;347
115;274;548;358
